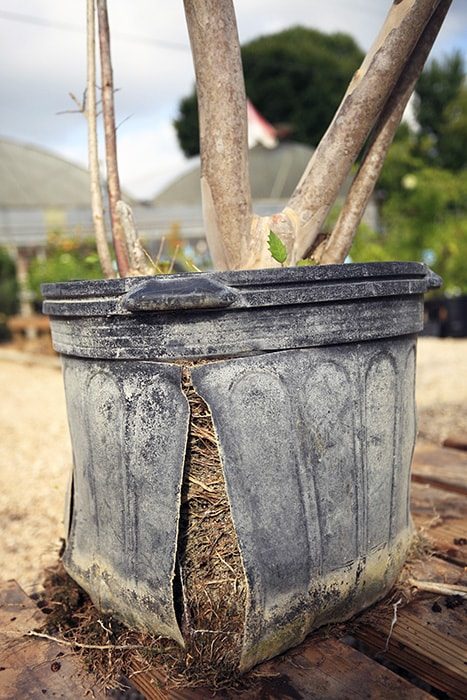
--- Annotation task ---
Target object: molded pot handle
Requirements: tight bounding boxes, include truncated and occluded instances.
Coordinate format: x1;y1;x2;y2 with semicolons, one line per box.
121;276;240;312
426;268;443;290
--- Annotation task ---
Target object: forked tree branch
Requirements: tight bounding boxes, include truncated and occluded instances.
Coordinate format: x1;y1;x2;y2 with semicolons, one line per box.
184;0;447;270
96;0;130;276
183;0;252;271
318;0;453;265
287;0;443;262
86;0;114;278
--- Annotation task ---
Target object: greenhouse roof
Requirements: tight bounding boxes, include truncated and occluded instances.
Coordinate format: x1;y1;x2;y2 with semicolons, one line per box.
0;138;93;208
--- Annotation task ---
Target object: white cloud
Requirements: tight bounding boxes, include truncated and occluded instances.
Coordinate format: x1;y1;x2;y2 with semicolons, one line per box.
116;120;192;201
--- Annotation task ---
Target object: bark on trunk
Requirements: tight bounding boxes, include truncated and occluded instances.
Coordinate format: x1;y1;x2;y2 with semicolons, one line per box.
183;0;252;270
319;0;452;265
116;201;153;275
186;0;446;270
287;0;442;262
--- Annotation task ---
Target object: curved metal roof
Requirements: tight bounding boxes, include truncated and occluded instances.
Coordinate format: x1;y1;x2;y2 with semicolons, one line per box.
153;142;314;206
0;138;92;208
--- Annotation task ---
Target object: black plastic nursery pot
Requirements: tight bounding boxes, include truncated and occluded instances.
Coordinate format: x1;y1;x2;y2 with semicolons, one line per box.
42;261;440;672
439;295;467;337
423;295;467;338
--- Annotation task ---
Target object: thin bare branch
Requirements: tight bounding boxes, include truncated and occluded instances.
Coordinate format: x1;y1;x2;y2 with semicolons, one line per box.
167;243;180;275
407;579;467;598
155;236;165;267
87;0;114;278
96;0;130;276
56;109;83;116
56;91;86;116
287;0;443;261
183;0;252;270
116;113;134;131
70;90;87;111
319;0;452;265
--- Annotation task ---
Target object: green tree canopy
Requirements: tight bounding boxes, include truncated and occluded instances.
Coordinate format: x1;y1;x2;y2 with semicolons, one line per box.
174;26;364;157
437;85;467;171
414;51;466;170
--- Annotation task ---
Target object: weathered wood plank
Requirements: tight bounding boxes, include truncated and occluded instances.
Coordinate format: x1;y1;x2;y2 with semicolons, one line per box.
249;638;433;699
442;434;467;452
355;558;467;700
412;443;467;495
413;515;467;567
411;481;467;566
130;637;433;699
411;482;467;520
0;580;103;700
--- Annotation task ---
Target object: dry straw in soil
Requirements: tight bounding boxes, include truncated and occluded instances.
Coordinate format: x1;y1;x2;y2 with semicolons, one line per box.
177;367;247;678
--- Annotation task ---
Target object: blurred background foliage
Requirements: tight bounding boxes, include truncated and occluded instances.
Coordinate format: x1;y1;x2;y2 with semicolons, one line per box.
0;247;18;339
27;232;102;303
0;247;18;316
350;50;467;294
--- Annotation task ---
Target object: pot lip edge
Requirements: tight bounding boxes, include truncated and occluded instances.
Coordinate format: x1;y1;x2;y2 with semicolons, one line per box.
41;260;433;299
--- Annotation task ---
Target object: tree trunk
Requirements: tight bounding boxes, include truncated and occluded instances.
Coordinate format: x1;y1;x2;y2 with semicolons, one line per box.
185;0;447;270
286;0;443;263
318;0;452;265
183;0;252;271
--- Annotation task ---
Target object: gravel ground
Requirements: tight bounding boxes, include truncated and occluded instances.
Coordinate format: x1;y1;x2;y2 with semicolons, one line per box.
415;338;467;443
0;357;70;592
0;337;466;592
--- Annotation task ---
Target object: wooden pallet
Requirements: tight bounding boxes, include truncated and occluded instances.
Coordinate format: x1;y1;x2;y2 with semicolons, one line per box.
6;314;51;338
1;441;466;699
0;580;104;699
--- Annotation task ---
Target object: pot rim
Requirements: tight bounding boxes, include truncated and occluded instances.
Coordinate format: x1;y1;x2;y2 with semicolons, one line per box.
42;261;440;302
41;261;442;322
41;261;441;369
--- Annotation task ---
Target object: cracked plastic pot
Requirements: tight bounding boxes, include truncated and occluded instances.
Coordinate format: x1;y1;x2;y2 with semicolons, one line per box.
42;261;441;672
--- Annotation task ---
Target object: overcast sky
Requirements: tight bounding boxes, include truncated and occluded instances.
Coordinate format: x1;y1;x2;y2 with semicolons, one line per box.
1;1;466;200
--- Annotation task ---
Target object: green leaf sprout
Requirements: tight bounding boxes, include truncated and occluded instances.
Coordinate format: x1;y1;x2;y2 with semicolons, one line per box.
296;258;317;266
268;230;317;267
268;230;288;265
